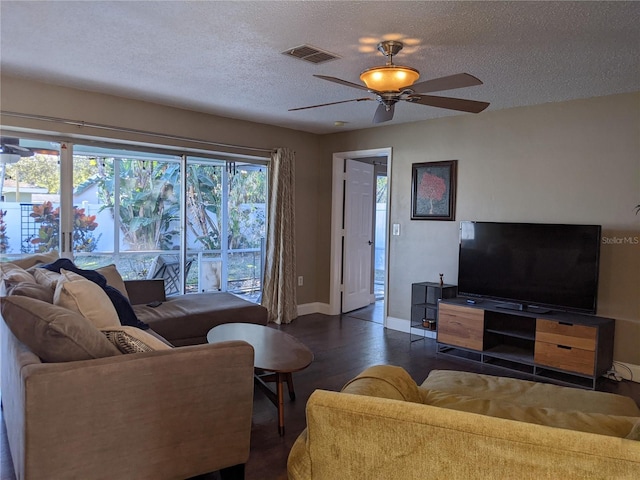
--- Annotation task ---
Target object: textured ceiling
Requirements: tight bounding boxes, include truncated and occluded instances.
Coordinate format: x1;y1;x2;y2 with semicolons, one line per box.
1;1;639;135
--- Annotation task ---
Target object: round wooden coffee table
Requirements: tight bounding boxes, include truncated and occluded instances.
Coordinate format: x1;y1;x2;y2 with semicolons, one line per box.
207;323;313;435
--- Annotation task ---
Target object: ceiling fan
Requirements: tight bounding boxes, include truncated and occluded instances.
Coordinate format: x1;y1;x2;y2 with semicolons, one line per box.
0;137;60;200
0;137;35;164
289;40;490;124
0;137;58;164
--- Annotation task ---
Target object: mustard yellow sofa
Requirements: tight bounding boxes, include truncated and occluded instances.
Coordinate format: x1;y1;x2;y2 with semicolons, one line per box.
288;366;640;480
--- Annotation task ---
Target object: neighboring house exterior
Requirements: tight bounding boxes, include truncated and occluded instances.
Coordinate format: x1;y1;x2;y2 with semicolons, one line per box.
0;179;47;203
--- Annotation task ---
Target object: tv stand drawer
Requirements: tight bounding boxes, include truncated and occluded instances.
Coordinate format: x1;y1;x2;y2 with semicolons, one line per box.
437;303;484;350
534;341;595;376
536;319;596;351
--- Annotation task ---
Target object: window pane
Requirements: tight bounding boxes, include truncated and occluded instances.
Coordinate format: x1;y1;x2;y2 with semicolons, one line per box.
186;161;223;251
227;164;266;300
185;158;266;299
0;138;60;260
72;146;182;287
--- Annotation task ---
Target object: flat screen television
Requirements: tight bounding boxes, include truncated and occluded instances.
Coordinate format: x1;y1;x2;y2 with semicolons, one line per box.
457;221;601;314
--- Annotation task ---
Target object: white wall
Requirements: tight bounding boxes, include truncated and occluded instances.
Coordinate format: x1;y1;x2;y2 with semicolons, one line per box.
321;92;640;364
2;75;637;364
0;74;323;305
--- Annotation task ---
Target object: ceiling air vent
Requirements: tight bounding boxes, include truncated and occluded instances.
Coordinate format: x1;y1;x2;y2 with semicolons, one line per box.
283;44;340;64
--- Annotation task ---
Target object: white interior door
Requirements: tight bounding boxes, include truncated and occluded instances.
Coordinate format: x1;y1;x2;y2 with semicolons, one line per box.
342;159;374;313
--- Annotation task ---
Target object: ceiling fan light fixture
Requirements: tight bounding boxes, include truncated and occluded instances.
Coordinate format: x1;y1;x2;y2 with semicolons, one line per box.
360;65;419;92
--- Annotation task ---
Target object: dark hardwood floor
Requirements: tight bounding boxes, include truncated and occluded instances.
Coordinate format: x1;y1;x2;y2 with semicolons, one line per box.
2;310;639;480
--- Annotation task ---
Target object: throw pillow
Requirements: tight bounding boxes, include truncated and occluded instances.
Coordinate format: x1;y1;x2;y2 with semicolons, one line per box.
32;267;62;290
1;296;121;362
0;263;37;285
100;326;172;354
42;258;149;330
6;281;55;304
54;269;121;329
95;264;130;300
102;284;148;329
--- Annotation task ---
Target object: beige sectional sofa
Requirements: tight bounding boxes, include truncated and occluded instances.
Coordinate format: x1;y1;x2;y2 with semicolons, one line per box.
288;366;640;480
124;277;268;345
0;254;269;479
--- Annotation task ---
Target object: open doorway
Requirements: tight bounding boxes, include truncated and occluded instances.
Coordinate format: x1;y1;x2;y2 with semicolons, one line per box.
329;148;391;326
344;160;387;325
374;164;387;301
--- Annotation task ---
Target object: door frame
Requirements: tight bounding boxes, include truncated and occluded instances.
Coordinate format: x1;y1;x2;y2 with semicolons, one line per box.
329;147;392;323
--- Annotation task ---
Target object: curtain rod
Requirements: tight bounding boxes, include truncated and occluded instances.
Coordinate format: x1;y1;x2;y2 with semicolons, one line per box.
0;110;274;155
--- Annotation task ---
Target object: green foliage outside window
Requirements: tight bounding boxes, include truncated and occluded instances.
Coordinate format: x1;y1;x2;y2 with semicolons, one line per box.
0;210;9;254
93;159;181;251
7;153;266;255
26;201;100;253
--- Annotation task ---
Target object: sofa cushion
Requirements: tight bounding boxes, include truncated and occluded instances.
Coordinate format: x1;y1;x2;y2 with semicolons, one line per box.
1;295;121;362
421;369;640;416
7;251;59;270
100;326;172;353
627;420;640;440
95;264;130;300
54;269;121;329
0;263;37;285
133;292;268;345
146;328;174;347
6;281;54;304
421;388;639;439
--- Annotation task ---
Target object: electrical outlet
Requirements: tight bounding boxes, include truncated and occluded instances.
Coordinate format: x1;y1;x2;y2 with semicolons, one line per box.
298;276;303;286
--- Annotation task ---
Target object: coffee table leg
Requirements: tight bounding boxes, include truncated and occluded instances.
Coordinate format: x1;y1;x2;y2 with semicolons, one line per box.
254;371;291;436
286;372;296;400
277;372;285;436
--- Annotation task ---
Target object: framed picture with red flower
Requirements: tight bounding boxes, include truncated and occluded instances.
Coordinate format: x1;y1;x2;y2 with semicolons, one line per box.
411;160;457;220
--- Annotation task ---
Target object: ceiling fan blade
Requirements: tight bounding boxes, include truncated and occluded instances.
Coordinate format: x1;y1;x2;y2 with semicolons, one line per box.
373;103;395;124
408;94;490;113
289;97;373;111
0;144;33;156
314;75;371;92
409;73;483;94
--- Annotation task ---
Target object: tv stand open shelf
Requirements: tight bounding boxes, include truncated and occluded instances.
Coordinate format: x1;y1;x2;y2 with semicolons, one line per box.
437;298;615;389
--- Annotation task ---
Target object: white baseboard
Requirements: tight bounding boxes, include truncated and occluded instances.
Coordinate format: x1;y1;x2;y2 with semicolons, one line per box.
385;316;436;339
296;302;332;317
296;310;435;338
385;315;409;333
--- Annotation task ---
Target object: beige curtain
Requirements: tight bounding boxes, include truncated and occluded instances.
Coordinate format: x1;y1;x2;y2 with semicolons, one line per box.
261;147;297;324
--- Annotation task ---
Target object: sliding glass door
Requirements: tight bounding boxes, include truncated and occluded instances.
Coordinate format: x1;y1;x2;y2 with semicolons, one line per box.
1;135;267;301
185;157;266;299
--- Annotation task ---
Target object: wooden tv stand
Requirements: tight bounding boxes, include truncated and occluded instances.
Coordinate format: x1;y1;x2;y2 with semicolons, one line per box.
437;298;615;389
